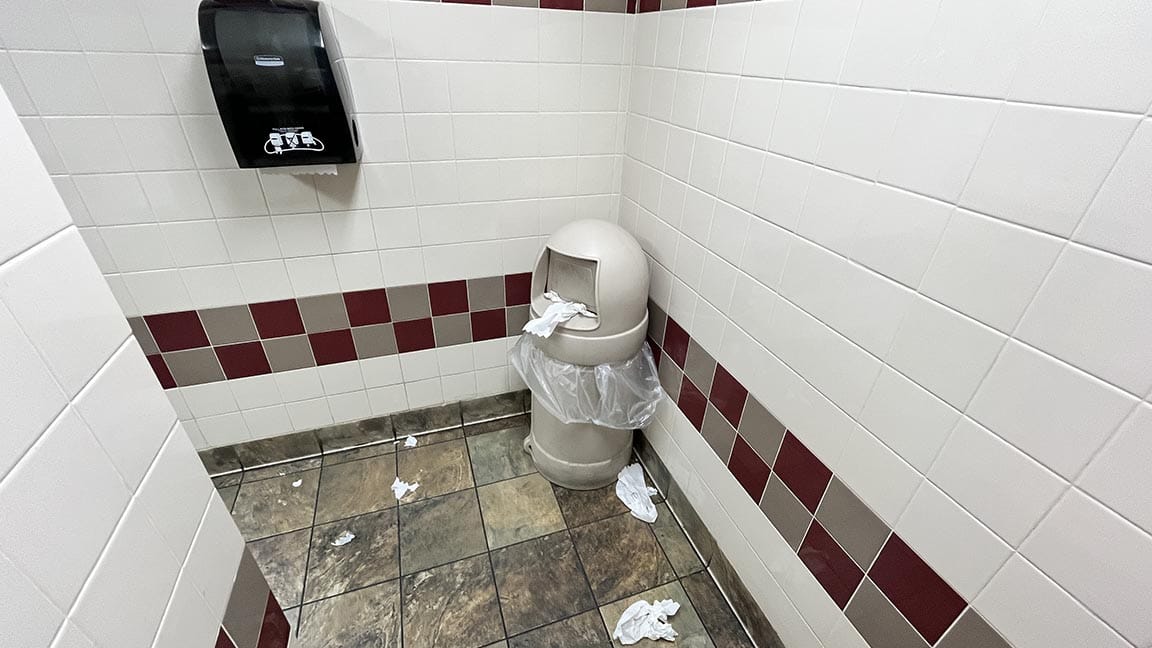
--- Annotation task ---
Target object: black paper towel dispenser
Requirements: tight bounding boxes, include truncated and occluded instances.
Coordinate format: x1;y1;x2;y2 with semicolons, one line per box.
199;0;359;168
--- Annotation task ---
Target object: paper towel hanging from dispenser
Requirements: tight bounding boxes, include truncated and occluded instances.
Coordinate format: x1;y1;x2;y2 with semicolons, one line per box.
199;0;360;169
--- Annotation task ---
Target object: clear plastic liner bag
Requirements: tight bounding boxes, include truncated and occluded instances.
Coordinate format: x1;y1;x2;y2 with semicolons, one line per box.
509;334;665;430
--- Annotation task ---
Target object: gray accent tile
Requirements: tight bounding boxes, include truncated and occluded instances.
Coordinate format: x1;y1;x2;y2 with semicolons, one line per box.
759;474;813;551
433;313;472;346
297;293;350;333
128;316;159;354
585;0;628;11
683;339;717;394
661;0;687;9
710;551;785;648
647;300;667;345
222;549;271;648
738;397;786;466
718;0;753;4
815;478;890;569
468;276;505;310
700;404;737;461
846;578;930;648
394;402;462;434
493;0;538;6
386;284;430;321
199;305;259;345
263;335;316;371
937;608;1012;648
352;323;398;358
462;392;525;424
164;348;225;386
505;305;529;337
658;354;683;397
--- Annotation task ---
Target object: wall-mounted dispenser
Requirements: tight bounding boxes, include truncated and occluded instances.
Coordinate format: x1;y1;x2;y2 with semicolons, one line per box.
199;0;359;168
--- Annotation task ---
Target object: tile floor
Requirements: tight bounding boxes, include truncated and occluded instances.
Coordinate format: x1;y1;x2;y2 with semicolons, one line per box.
210;409;756;648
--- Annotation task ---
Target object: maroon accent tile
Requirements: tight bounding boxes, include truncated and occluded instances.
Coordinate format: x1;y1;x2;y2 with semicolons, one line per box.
686;0;715;6
257;591;290;648
799;521;865;609
146;354;176;389
648;338;662;369
638;0;660;11
250;300;305;339
627;0;637;12
710;364;748;428
773;432;833;513
727;434;770;501
541;0;583;8
216;628;236;648
444;0;491;4
869;534;967;644
144;311;209;352
677;376;707;431
429;280;470;316
504;273;532;306
308;329;358;366
471;308;507;342
395;318;436;353
344;289;391;326
663;318;690;368
215;342;273;379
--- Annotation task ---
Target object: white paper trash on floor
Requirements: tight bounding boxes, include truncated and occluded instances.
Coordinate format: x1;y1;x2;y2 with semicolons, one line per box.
616;463;659;523
404;435;418;448
331;531;355;546
613;599;681;644
523;291;598;338
391;477;419;500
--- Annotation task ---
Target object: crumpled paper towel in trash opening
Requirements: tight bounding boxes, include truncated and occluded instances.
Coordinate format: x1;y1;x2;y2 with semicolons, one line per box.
612;599;681;644
522;291;597;338
616;463;659;523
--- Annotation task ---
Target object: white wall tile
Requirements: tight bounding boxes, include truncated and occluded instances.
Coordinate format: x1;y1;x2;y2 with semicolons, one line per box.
834;424;922;526
839;0;939;90
858;367;959;472
1022;490;1152;646
1017;244;1152;396
201;170;268;218
767;81;833;162
785;0;862;82
139;171;214;222
929;417;1065;545
848;185;950;288
87;53;174;115
1074;119;1152;264
135;427;213;559
67;0;152;52
1079;404;1152;535
816;86;903;180
10;52;106;116
960;104;1138;236
0;550;64;648
44;117;133;174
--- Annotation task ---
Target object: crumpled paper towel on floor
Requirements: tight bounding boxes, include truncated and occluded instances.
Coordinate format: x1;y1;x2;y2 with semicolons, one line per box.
391;477;419;500
331;531;355;546
523;291;597;338
612;599;681;645
616;463;659;523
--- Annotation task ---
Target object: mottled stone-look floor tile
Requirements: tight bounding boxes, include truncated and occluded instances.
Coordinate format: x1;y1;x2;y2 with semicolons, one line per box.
394;439;474;503
570;513;676;604
315;416;394;454
402;554;505;648
393;402;462;435
234;431;321;468
403;427;463;448
321;442;394;467
652;503;704;577
553;483;629;528
296;580;401;648
248;528;310;609
491;531;595;635
216;485;239;511
305;509;399;603
467;426;534;485
477;473;566;549
315;455;397;524
200;446;240;476
462;392;524;424
232;470;319;541
465;413;529;437
242;457;322;483
681;571;755;648
599;581;713;648
400;489;487;575
213;472;241;488
508;610;610;648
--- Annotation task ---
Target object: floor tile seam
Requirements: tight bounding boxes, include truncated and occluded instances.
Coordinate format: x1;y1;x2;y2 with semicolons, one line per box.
463;429;514;647
292;457;327;640
299;506;401;606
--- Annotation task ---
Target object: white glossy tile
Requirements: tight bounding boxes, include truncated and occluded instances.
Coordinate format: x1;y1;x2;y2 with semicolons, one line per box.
1079;404;1152;535
1075;119;1152;264
858;367;959;472
848;185;950;288
817;86;903;180
835;424;922;526
839;0;940;90
767;81;833;162
785;0;862;82
135;427;213;559
9;52;105;116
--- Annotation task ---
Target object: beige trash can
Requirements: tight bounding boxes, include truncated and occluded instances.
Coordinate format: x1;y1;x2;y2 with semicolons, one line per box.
515;220;656;490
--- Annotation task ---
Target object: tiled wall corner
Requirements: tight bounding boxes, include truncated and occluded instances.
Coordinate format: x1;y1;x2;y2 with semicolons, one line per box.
0;83;246;648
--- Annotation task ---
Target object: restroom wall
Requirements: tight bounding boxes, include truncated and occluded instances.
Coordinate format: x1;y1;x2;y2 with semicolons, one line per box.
621;2;1152;648
0;0;634;448
0;82;250;648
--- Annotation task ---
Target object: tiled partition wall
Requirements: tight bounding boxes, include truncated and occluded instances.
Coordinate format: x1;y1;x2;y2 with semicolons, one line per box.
0;83;260;648
0;0;632;448
619;2;1152;648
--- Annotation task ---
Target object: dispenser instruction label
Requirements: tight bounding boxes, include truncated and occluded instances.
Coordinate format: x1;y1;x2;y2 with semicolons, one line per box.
264;127;325;155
